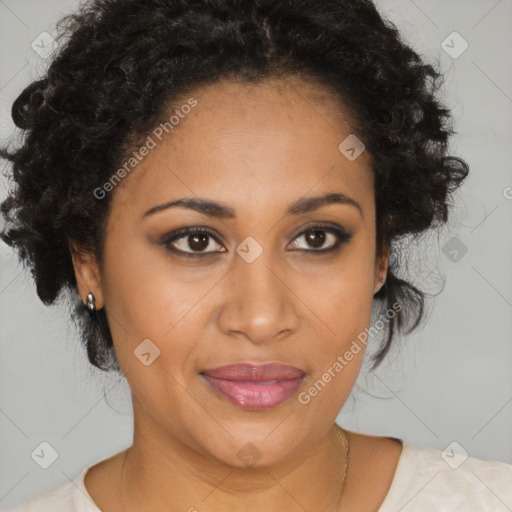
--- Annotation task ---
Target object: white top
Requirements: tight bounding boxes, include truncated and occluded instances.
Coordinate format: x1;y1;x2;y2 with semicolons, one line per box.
6;439;512;511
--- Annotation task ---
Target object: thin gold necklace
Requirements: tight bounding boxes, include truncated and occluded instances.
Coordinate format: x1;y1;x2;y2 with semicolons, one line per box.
120;424;350;511
335;423;351;508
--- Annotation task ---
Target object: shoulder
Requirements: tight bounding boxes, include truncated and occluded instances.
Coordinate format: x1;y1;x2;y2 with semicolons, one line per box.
6;479;78;512
380;439;512;511
6;466;99;512
6;450;126;512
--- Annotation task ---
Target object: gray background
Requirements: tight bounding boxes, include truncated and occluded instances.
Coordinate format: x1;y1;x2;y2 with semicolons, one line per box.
1;0;511;508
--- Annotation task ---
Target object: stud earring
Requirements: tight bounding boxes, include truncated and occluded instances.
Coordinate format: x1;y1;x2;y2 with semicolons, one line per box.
85;292;96;313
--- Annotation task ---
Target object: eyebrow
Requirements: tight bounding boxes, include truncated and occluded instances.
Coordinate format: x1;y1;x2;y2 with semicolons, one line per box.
142;192;363;220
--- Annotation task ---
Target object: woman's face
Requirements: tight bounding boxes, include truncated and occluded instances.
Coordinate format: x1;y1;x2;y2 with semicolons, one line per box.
74;76;388;466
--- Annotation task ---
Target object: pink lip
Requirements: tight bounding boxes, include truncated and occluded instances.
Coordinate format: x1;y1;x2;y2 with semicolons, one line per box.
200;363;305;410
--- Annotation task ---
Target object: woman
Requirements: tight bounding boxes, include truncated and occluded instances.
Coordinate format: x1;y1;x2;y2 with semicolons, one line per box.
1;0;510;510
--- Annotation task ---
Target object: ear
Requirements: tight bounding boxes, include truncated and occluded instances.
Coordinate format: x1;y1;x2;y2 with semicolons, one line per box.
374;244;390;295
70;243;104;310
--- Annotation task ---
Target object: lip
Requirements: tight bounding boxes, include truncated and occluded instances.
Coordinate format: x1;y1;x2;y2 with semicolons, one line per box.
201;362;305;381
200;362;305;410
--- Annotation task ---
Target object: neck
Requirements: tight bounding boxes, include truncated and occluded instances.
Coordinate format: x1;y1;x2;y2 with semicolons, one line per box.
119;412;349;512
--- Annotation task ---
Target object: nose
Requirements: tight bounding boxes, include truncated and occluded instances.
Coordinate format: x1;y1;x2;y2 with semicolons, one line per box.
217;251;300;345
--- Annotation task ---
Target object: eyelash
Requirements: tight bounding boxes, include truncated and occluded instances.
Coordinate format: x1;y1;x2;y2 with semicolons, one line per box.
161;223;353;258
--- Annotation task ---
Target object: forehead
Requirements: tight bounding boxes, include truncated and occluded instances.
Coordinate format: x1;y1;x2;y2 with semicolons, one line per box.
111;76;374;220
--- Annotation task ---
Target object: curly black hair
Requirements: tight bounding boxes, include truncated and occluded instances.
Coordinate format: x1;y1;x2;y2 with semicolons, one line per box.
0;0;469;373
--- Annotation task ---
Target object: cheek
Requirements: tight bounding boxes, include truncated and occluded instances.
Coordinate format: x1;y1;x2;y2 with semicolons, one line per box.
291;246;376;401
297;249;376;340
102;258;208;420
296;268;374;414
100;238;208;371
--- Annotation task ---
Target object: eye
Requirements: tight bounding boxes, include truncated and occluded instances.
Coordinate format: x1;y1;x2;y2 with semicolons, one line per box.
162;227;226;257
287;224;352;254
161;223;353;258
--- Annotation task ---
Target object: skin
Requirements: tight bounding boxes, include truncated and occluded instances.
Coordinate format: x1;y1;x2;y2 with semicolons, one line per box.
71;76;402;512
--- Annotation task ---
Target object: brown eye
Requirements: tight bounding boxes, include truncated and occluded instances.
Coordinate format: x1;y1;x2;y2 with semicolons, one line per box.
185;233;210;252
304;229;327;249
162;227;226;257
288;224;353;253
162;223;352;259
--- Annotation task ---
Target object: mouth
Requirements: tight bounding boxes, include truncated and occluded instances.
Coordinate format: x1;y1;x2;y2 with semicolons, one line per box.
199;362;306;411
